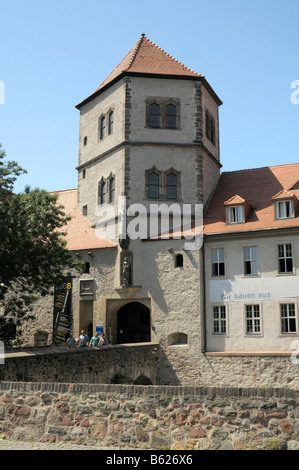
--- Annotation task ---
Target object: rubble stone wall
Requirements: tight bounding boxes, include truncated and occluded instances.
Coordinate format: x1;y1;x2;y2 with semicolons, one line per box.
0;382;298;450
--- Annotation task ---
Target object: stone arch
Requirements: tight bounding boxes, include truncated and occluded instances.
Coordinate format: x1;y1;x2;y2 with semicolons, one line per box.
117;301;151;344
133;374;152;385
168;332;188;346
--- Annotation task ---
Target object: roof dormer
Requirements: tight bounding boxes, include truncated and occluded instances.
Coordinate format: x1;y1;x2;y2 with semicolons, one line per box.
272;190;298;220
224;195;251;225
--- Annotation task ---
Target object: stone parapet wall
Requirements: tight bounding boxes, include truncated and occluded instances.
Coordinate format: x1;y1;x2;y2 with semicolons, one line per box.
0;382;298;450
0;344;160;385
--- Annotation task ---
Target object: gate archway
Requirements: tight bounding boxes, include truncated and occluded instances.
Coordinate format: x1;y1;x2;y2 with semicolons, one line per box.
117;302;151;344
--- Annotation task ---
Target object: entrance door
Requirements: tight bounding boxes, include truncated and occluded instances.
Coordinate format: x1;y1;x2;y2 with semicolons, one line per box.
117;302;151;344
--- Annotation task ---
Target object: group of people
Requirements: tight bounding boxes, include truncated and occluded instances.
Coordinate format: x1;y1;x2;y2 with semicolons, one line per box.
66;330;109;348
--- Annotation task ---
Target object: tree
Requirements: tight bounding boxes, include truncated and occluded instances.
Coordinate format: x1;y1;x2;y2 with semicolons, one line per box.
0;144;83;344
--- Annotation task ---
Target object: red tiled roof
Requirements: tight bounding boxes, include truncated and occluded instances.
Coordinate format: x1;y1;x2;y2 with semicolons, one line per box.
76;34;222;109
54;189;116;251
204;163;299;235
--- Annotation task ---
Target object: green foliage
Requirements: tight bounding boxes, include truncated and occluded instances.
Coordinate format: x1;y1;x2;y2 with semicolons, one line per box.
0;144;84;344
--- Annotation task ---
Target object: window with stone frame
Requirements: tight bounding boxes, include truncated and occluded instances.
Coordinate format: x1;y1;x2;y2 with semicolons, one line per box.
108;110;114;135
146;98;180;129
205;110;216;145
98;179;106;205
149;102;160;128
99;115;106;140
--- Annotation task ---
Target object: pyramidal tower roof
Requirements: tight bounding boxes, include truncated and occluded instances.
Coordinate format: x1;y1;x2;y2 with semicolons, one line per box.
76;34;222;109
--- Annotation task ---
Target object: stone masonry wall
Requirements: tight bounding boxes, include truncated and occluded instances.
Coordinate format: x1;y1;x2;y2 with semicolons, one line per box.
0;382;298;450
0;344;160;385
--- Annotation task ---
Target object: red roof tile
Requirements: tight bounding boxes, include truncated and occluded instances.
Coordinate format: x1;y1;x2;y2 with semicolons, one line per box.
204;163;299;235
54;189;116;251
76;35;222;109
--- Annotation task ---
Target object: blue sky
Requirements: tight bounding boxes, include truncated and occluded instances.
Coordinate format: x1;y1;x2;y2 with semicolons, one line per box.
1;0;299;193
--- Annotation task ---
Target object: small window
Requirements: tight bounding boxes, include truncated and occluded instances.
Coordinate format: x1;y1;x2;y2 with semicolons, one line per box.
246;305;261;334
83;136;88;146
166;173;177;199
98;181;106;205
175;254;183;267
244;246;258;275
109;177;115;203
149;172;159;198
108;111;114;135
206;110;215;145
212;248;225;276
82;205;88;216
149;103;160;128
165;104;176;128
227;205;244;224
100;116;106;140
82;169;86;179
84;262;90;274
280;303;296;333
213;306;226;334
278;243;293;273
276;200;294;219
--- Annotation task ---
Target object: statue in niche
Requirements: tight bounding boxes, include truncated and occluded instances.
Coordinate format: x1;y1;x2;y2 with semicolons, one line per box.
122;256;131;288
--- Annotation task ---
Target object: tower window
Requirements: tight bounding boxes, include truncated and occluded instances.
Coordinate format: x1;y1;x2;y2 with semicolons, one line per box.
83;136;88;146
82;205;88;216
100;116;106;140
82;169;86;179
149;103;160;128
206;110;215;145
109;176;115;202
166;173;177;199
166;104;176;128
149;172;159;198
108;111;114;135
98;180;106;205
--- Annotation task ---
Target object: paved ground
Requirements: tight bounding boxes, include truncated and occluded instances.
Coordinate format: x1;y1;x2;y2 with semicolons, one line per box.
0;438;121;451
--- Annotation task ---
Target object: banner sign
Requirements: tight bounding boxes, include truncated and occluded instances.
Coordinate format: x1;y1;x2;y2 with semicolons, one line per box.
53;277;72;344
210;276;299;303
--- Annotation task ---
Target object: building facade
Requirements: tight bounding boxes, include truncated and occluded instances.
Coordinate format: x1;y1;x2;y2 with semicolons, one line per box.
13;36;299;385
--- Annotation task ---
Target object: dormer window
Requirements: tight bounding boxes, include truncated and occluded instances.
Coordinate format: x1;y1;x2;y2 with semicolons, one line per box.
272;190;297;220
277;200;293;219
228;205;244;224
224;195;250;225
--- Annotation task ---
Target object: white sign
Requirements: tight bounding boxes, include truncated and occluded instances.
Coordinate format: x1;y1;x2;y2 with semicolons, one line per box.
210;277;299;303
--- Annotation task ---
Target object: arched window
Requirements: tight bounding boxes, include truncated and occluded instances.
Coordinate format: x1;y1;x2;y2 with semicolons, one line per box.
109;177;115;202
108;111;114;135
98;180;106;204
149;103;160;128
166;172;177;199
100;116;106;140
166;104;176;128
149;172;159;198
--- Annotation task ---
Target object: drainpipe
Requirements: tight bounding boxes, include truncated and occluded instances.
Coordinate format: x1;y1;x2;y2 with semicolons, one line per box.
201;239;206;354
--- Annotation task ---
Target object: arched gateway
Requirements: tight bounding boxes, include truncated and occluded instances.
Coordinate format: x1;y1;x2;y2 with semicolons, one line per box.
117;302;151;344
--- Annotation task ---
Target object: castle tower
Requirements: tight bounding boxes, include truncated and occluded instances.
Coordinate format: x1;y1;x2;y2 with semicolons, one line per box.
74;35;222;384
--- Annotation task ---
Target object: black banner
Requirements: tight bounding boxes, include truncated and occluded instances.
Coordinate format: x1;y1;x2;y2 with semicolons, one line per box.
53;276;72;345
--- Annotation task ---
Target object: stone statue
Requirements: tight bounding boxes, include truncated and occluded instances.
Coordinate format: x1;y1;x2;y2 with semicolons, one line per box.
122;256;131;287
